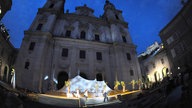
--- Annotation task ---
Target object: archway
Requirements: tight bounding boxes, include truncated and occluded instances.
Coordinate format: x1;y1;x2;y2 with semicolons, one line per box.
162;67;168;78
96;73;103;81
154;72;157;83
80;72;87;79
57;71;68;90
3;65;9;82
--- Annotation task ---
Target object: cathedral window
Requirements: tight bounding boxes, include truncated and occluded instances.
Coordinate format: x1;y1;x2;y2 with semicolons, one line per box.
95;34;100;41
122;36;127;43
49;4;54;8
115;14;119;20
36;24;43;30
161;58;164;64
24;61;30;69
126;53;131;60
62;48;68;57
28;42;35;51
152;63;156;68
65;30;71;38
130;70;134;76
96;52;102;60
80;50;86;59
80;31;86;39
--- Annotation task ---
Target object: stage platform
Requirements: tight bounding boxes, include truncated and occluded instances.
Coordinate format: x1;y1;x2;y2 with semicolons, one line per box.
28;90;141;107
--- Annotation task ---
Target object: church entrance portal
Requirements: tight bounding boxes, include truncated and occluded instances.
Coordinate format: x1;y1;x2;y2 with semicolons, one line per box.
57;71;68;90
162;67;168;78
96;73;103;81
80;72;87;79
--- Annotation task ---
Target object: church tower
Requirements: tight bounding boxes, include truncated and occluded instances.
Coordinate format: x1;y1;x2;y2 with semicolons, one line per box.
29;0;65;32
103;0;124;22
41;0;65;13
15;0;66;92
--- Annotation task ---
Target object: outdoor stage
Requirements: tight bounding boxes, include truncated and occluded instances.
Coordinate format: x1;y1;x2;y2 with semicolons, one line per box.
28;90;141;107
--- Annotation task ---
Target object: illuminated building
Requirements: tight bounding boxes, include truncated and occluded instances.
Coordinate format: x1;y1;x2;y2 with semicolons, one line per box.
138;42;171;86
159;0;192;76
15;0;141;92
0;23;16;83
0;0;16;84
0;0;12;20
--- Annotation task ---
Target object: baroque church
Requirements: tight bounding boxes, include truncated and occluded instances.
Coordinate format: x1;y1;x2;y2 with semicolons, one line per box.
15;0;141;92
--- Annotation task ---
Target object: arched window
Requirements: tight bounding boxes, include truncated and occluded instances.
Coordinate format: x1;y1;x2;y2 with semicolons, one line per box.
96;73;103;81
57;72;69;90
80;31;86;39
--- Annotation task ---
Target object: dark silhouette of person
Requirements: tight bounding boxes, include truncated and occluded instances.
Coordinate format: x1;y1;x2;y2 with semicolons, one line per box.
103;92;108;102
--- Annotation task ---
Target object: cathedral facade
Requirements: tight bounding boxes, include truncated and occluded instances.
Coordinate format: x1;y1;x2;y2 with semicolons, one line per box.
15;0;141;92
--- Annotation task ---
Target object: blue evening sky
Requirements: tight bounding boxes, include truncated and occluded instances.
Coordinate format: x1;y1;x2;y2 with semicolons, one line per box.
2;0;182;54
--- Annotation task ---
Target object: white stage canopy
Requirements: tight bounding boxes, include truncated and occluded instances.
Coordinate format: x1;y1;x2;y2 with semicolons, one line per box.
58;75;112;94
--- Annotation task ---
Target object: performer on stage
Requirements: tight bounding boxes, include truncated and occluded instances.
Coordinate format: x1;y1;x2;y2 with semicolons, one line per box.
84;89;88;100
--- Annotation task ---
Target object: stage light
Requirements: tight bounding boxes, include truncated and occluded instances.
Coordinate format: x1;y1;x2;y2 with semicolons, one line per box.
44;76;49;80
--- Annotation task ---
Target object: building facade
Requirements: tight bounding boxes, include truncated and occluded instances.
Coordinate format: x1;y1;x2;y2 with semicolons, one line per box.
0;0;16;84
0;0;12;20
0;23;16;83
138;42;171;87
15;0;141;92
159;0;192;76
